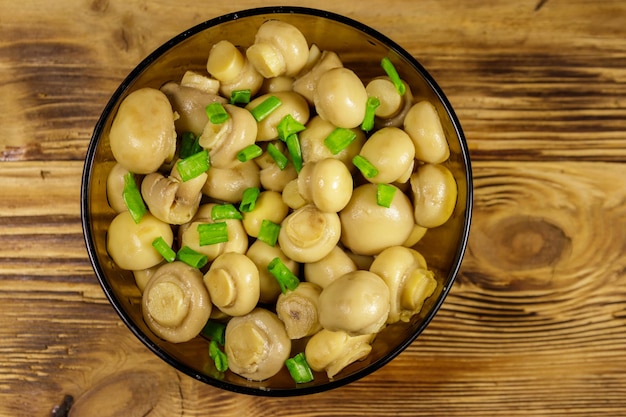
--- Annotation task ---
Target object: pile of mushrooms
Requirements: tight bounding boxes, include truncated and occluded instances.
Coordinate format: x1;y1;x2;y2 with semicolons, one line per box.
104;18;458;382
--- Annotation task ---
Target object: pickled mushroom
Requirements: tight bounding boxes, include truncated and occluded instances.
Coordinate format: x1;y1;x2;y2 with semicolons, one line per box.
318;270;390;335
107;211;173;271
299;116;366;171
313;67;367;129
203;252;260;317
403;100;450;164
141;162;206;225
246;240;298;304
245;91;309;142
339;183;414;256
246;20;309;78
160;81;226;136
106;163;133;213
369;246;436;323
142;261;212;343
357;127;415;184
297;158;353;213
224;308;291;381
278;204;341;263
304;245;357;289
202;160;261;203
109;88;177;174
198;104;258;169
276;282;322;339
305;329;374;379
178;204;248;261
410;163;457;228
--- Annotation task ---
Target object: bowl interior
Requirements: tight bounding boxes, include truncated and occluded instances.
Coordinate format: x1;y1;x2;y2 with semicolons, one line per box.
82;6;472;396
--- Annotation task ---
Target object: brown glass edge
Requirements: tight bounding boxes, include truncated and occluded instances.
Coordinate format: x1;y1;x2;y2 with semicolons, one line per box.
80;5;473;397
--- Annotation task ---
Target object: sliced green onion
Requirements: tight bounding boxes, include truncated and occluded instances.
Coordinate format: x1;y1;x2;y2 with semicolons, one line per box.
267;142;289;170
211;203;243;221
381;57;406;96
205;102;230;124
352;154;379;179
198;222;229;246
177;246;208;269
258;219;281;247
361;96;381;132
177;149;210;182
201;320;226;345
236;143;263;162
285;352;314;384
323;127;357;155
230;89;251;105
285;133;303;173
122;172;147;224
209;340;229;372
268;257;300;293
239;187;260;213
376;183;397;208
179;131;203;159
151;236;176;263
277;114;306;141
250;95;282;122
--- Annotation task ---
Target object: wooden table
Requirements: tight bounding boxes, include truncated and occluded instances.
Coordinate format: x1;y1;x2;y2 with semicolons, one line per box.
2;0;625;415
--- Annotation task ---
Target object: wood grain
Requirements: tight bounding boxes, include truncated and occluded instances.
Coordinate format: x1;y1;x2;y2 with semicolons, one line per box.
1;0;626;416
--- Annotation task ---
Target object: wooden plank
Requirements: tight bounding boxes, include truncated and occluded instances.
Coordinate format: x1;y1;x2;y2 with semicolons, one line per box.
0;161;624;415
1;1;625;162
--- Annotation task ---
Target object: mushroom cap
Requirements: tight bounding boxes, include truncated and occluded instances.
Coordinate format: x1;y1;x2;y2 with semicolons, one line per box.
403;100;450;164
142;261;212;343
339;183;414;256
318;270;390;335
203;252;260;317
313;67;367;129
278;204;341;263
106;211;173;271
224;308;291;381
358;127;415;184
109;88;177;174
410;163;457;228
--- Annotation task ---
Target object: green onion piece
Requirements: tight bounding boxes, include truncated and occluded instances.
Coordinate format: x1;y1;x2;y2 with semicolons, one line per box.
250;95;282;122
381;57;406;96
230;89;251;105
376;183;397;208
209;340;229;373
179;131;203;159
352;154;379;179
211;203;243;220
177;149;210;182
277;114;306;141
239;187;260;213
267;257;300;293
285;133;303;173
201;320;226;345
177;246;208;269
323;127;357;155
236;143;263;162
258;219;281;247
267;142;289;170
122;172;147;224
285;352;314;384
205;102;230;124
197;222;229;246
151;236;176;263
361;96;381;132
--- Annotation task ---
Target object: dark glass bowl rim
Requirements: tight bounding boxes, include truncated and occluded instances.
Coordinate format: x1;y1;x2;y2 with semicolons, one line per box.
81;5;473;397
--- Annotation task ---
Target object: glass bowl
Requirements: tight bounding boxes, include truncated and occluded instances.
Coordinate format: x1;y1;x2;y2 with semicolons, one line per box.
81;6;472;396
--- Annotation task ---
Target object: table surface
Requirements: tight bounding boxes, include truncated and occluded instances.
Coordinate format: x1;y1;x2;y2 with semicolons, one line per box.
2;0;625;415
